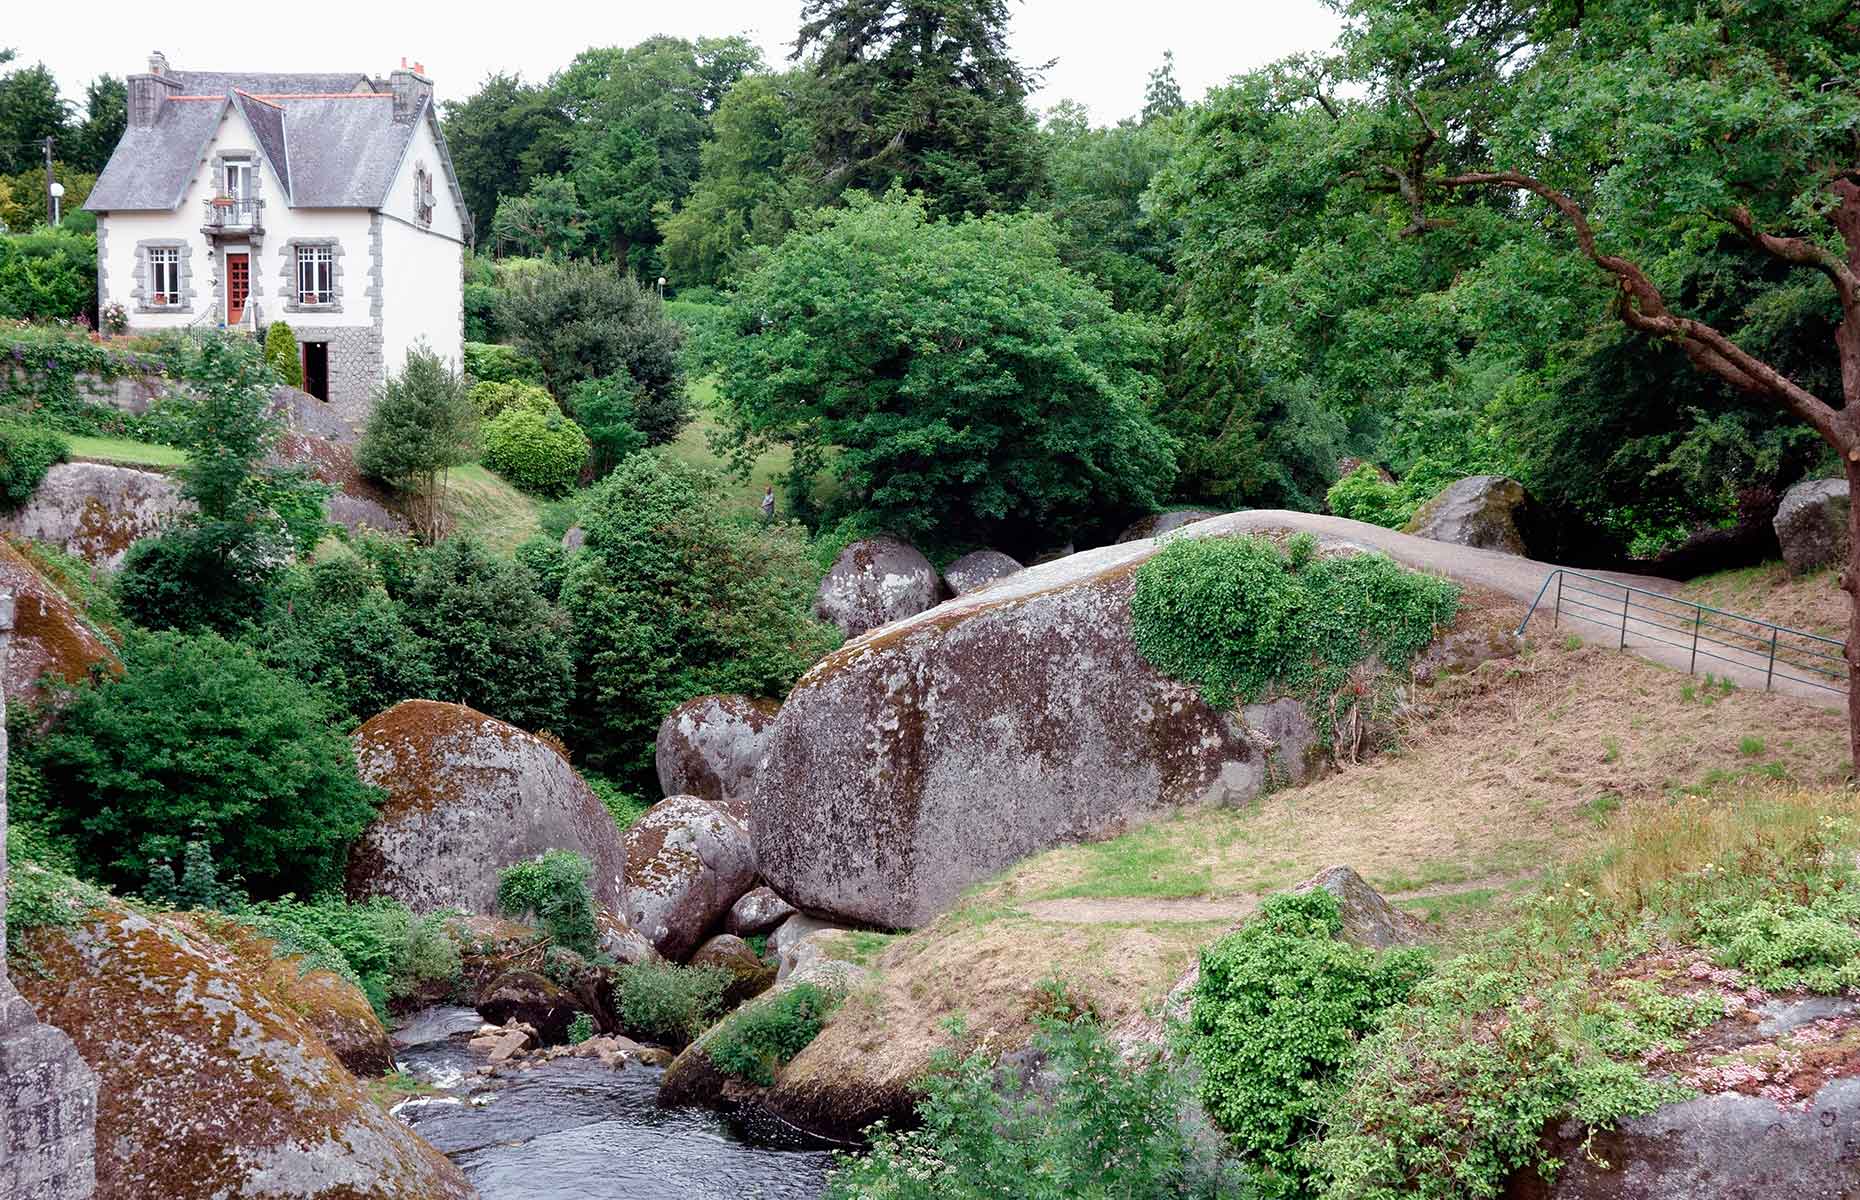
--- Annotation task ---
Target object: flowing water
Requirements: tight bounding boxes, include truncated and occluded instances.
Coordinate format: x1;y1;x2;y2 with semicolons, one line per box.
393;1007;836;1200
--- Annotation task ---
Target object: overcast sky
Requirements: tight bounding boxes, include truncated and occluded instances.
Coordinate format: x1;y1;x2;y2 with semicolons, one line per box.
15;0;1342;126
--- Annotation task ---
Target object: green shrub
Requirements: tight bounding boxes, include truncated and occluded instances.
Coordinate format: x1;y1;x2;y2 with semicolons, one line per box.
513;535;572;602
0;230;96;321
610;961;733;1046
264;321;303;389
1131;535;1460;712
116;523;280;636
561;454;839;787
248;560;438;727
18;629;380;897
242;894;461;1019
705;982;840;1085
482;404;590;496
662;299;733;377
1188;888;1431;1197
355;347;478;542
568;1012;596;1044
497;850;599;956
4;861;108;960
584;771;651;833
826;1013;1237;1200
566;374;648;475
468;379;555;420
462;342;542;386
0;421;68;509
1324;464;1411;529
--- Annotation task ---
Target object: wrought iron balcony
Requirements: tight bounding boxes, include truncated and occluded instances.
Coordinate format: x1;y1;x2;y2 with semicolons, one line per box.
201;195;263;234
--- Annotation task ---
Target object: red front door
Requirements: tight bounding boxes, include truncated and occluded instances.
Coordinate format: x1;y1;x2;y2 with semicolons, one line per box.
226;253;249;326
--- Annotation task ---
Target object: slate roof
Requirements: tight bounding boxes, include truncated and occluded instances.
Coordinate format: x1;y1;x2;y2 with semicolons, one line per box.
166;70;374;96
85;79;462;222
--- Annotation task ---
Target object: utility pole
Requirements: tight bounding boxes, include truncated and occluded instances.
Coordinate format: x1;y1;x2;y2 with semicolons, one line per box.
43;135;55;227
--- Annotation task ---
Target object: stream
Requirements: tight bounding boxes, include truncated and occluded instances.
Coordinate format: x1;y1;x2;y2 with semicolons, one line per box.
391;1007;836;1199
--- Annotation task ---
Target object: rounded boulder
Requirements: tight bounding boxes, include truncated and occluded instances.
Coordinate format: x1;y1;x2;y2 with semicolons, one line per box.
942;549;1023;595
0;461;190;568
1116;510;1220;543
0;537;119;713
1773;477;1850;577
623;795;756;961
1402;475;1536;556
345;700;626;916
654;695;780;825
813;535;943;639
689;933;777;1007
726;886;797;937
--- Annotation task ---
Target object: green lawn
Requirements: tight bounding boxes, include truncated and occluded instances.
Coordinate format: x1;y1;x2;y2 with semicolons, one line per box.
440;463;543;554
666;377;796;516
65;435;188;468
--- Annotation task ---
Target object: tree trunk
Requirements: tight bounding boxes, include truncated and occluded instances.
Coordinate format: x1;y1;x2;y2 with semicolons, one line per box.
1847;454;1860;777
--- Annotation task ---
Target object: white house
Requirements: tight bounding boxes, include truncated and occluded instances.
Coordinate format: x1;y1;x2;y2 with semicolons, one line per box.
84;52;470;425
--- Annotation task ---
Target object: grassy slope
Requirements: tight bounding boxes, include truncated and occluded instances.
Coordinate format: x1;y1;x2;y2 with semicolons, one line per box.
666;377;796;516
65;435;187;468
438;464;543;555
790;618;1853;1096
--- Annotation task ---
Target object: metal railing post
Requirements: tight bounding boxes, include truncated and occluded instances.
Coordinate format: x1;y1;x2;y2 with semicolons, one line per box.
1554;572;1564;630
1619;586;1630;650
1766;629;1778;691
1689;607;1701;674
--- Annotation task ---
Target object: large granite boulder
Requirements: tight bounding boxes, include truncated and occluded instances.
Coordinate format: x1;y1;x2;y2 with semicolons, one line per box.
1403;476;1535;556
1116;510;1220;543
272;431;407;536
726;887;797;937
814;536;942;638
345;700;627;916
476;970;579;1045
1;462;189;568
654;695;779;825
13;893;475;1200
0;537;118;712
623;795;757;961
942;549;1023;595
1773;477;1850;577
753;537;1342;929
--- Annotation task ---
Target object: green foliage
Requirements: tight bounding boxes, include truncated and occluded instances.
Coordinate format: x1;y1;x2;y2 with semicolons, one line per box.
583;771;651;833
355;346;478;540
496;259;687;439
0;230;96;320
1694;889;1860;993
0;326;185;438
263;321;302;389
388;535;572;733
826;1012;1239;1200
513;534;572;602
496;850;599;956
705;982;840;1085
1131;535;1461;711
0;420;68;509
242;895;461;1019
469;379;555;421
568;1012;596;1044
1188;888;1431;1197
566;374;649;476
4;861;108;961
482;403;591;496
1040;99;1180;315
560;453;838;786
610;961;733;1046
717;190;1177;547
18;629;379;898
115;523;279;637
462;341;543;386
1324;465;1414;530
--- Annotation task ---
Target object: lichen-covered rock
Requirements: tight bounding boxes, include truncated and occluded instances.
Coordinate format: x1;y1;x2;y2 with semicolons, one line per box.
0;537;118;712
689;934;777;1007
814;536;942;638
561;525;586;552
624;795;757;961
654;695;780;824
942;549;1023;595
476;970;579;1045
15;900;475;1200
1773;477;1850;576
0;462;189;568
272;431;407;536
753;536;1329;929
1403;476;1535;556
1410;609;1525;682
726;887;797;938
345;700;626;916
1116;510;1220;543
595;911;662;965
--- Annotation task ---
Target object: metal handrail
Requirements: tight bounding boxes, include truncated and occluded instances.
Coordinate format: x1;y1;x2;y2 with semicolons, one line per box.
1515;568;1847;696
202;195;264;227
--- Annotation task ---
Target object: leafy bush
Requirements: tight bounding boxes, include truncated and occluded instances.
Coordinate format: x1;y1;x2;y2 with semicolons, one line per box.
497;259;687;441
568;1012;596;1044
390;535;573;734
1324;465;1411;529
264;321;302;389
610;961;733;1046
355;347;478;541
561;454;838;786
566;374;648;476
242;894;461;1018
827;1013;1238;1200
584;772;651;833
19;629;380;897
468;379;555;420
496;850;599;956
482;404;591;496
705;982;839;1085
1131;535;1460;711
0;420;68;509
662;298;733;376
0;230;96;321
462;341;542;386
116;522;279;636
1188;888;1430;1197
513;534;572;602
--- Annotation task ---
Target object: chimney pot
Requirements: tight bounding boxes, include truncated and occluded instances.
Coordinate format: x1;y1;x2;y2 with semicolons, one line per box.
148;50;168;75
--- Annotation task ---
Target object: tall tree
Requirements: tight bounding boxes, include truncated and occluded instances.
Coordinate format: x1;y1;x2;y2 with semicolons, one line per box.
70;75;125;173
441;74;571;240
1141;50;1184;122
792;0;1046;217
0;55;70;176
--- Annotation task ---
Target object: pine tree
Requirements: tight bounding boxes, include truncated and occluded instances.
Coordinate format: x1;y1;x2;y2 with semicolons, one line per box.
354;346;478;541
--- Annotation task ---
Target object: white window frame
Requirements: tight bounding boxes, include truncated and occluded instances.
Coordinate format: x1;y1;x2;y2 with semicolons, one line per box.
148;247;181;306
296;245;335;306
223;160;254;200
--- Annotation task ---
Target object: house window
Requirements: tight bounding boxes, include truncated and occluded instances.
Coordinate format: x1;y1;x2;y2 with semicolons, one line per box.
296;245;335;305
223;160;254;200
148;247;181;305
414;167;434;226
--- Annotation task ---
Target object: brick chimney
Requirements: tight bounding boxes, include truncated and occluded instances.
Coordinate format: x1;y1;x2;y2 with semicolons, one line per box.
127;51;179;127
388;60;432;124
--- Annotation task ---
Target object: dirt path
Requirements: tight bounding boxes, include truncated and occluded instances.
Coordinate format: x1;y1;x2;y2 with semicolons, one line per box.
1018;872;1543;927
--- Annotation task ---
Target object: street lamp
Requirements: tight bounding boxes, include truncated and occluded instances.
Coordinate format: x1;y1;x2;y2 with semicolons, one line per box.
657;276;667;301
48;181;64;227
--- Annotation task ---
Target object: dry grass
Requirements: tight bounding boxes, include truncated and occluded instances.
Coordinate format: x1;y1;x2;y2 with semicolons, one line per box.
1679;561;1846;640
436;463;542;554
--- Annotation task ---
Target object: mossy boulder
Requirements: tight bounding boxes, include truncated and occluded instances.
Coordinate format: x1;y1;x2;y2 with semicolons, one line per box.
1402;475;1536;556
689;934;777;1008
0;536;118;713
0;462;189;568
14;898;475;1200
1773;477;1850;577
654;695;780;825
623;795;756;961
942;549;1023;594
345;700;626;916
814;536;943;638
